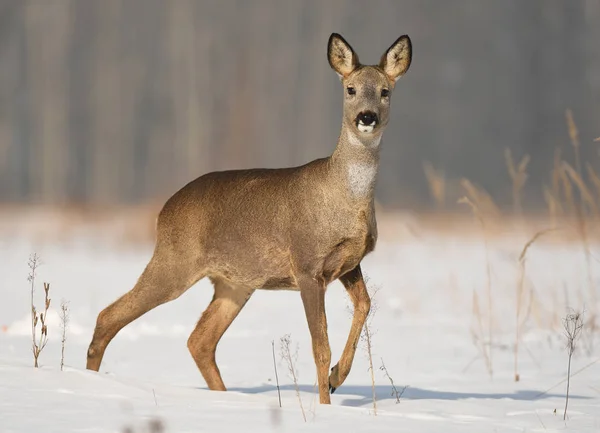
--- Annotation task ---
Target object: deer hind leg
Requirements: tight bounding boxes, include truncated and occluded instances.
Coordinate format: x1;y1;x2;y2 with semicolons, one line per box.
86;255;204;372
187;277;254;391
299;275;332;404
329;265;370;393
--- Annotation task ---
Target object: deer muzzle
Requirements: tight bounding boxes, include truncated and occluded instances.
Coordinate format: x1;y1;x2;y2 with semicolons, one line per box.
355;111;379;133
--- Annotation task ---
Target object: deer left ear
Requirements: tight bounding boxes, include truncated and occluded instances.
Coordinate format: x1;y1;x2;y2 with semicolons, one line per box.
379;35;412;82
328;33;360;79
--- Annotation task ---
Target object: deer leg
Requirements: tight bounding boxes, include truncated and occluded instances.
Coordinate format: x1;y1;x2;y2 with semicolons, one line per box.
86;256;203;371
187;278;254;391
299;275;332;404
329;265;370;393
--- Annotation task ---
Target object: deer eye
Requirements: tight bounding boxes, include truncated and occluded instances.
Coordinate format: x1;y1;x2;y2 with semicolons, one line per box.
346;86;356;95
381;88;390;98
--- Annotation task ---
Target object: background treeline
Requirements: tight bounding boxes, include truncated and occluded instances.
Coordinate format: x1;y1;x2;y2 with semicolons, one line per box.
0;0;599;211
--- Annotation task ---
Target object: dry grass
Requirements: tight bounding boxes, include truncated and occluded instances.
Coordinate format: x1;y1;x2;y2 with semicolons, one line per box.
28;254;51;368
557;157;576;215
565;108;581;174
271;340;282;408
60;299;70;371
563;113;598;344
2;204;600;249
585;163;600;205
363;319;377;415
459;196;494;377
280;334;306;422
534;356;600;400
543;186;562;227
358;282;380;416
423;161;446;209
562;310;584;420
562;162;597;216
379;358;406;404
470;290;493;376
459;179;501;218
504;147;530;215
0;203;159;248
514;228;557;381
552;147;564;214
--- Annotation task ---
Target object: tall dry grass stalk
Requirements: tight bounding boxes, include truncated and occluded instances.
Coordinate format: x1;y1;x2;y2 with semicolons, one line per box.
558;161;576;215
28;254;51;368
534;355;600;400
563;163;597;330
514;228;556;381
562;310;584;420
543;186;562;226
504;148;530;215
563;112;597;343
552;148;564;212
459;196;494;377
471;290;493;376
363;319;377;415
60;299;70;371
565;109;581;175
271;340;282;407
585;163;600;205
543;147;570;223
33;283;51;368
280;334;306;422
423;161;446;209
360;284;380;416
562;162;597;216
460;179;500;218
379;358;406;404
28;253;40;358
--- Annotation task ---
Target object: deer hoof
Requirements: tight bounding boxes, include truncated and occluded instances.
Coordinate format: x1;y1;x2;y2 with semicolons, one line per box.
329;364;341;393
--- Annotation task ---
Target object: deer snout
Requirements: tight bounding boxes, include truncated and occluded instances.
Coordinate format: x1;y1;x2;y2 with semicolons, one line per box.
355;111;379;133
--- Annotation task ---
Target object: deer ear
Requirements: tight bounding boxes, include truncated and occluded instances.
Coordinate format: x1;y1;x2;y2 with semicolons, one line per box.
379;35;412;81
327;33;359;79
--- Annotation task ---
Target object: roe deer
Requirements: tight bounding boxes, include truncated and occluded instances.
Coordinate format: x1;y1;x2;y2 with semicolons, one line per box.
86;32;412;404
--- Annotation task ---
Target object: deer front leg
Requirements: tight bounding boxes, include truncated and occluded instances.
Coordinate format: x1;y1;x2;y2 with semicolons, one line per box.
329;265;371;393
299;276;332;404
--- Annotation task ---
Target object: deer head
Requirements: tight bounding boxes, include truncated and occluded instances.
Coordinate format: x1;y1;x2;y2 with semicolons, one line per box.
327;33;412;146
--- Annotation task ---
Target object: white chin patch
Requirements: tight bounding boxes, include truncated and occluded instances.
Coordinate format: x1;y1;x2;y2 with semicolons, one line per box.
357;120;376;133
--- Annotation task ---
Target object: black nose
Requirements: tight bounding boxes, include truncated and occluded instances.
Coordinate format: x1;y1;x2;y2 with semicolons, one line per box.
357;111;378;125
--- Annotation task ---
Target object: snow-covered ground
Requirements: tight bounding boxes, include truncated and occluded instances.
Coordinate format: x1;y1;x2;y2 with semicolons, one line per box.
1;215;599;432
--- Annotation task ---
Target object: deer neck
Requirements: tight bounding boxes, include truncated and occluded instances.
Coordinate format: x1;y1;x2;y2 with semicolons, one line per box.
331;124;382;201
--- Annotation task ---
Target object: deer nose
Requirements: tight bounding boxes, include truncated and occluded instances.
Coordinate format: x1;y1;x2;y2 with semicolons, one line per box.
357;111;378;126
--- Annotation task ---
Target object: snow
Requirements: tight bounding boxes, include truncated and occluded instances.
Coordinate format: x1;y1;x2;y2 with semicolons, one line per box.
1;215;600;432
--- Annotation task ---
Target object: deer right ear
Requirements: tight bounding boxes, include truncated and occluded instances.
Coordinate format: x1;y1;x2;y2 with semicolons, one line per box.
327;33;359;79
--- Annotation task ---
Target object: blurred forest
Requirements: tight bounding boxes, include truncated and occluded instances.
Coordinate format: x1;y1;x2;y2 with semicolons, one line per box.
0;0;599;211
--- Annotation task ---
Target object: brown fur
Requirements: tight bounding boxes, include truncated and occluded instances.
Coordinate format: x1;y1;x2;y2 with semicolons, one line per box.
86;33;412;404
